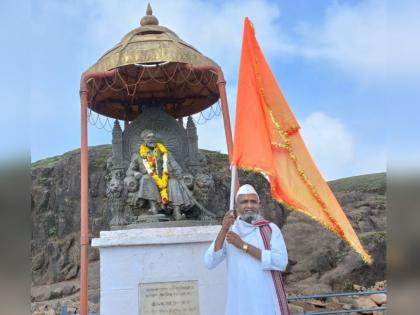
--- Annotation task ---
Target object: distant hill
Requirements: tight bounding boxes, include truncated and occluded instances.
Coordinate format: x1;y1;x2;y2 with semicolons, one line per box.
328;172;386;194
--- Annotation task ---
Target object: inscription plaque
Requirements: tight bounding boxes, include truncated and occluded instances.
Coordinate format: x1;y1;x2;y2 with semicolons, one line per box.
139;280;200;315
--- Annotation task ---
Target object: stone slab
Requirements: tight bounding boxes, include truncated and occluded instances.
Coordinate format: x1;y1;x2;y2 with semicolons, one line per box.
92;225;221;247
110;220;218;231
139;280;199;315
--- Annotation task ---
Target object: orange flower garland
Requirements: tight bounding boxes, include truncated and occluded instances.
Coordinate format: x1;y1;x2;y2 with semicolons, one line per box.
139;143;169;204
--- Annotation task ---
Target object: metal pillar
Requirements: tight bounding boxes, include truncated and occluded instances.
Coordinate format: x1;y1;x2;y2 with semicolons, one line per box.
79;70;116;315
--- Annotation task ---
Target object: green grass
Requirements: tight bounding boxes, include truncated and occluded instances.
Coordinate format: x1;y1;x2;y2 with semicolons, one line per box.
32;145;111;170
328;172;386;193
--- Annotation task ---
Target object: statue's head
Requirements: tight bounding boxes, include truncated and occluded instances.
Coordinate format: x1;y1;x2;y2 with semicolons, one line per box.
194;174;215;198
193;173;215;208
141;129;157;148
108;176;124;196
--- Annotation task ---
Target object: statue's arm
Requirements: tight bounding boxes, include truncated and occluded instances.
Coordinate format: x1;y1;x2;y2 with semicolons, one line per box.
168;153;183;178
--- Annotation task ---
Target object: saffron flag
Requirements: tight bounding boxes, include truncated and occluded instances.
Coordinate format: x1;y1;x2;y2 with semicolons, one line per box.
232;18;372;264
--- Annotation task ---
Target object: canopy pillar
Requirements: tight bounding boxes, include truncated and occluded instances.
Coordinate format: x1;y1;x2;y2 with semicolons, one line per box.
79;70;116;315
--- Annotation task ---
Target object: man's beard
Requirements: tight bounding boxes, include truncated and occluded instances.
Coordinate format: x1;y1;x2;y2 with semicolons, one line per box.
240;209;260;224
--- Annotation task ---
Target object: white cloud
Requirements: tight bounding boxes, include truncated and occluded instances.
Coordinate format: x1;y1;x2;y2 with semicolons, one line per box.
300;112;387;180
295;0;387;79
300;112;355;180
287;0;420;81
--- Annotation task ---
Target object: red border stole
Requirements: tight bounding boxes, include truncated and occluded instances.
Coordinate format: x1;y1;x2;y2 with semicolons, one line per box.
255;220;290;315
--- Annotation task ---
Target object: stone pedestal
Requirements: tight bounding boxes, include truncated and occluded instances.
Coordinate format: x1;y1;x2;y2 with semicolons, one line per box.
92;225;227;315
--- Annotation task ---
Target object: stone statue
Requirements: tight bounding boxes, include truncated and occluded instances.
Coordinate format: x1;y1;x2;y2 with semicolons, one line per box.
105;106;220;226
107;169;129;226
126;129;194;220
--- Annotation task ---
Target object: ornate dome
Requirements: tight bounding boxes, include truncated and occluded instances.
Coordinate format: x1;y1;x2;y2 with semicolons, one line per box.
83;4;221;120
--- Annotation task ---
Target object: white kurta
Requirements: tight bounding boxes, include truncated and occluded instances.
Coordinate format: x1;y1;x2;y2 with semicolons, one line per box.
204;218;288;315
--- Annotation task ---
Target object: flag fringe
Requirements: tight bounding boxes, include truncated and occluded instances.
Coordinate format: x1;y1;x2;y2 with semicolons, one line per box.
273;196;373;265
236;164;373;265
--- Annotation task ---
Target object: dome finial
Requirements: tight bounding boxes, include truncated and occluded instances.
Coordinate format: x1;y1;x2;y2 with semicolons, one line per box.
146;3;153;15
140;3;159;26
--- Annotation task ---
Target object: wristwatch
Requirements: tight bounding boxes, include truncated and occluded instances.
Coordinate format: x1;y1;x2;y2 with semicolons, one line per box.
242;243;249;253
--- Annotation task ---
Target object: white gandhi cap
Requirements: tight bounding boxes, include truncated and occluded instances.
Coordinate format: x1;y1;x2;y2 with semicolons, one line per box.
235;184;260;202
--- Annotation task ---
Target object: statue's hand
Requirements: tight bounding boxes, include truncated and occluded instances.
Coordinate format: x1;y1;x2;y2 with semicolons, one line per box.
134;172;141;180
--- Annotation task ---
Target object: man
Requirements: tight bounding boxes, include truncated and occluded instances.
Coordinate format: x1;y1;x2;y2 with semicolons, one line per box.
204;184;289;315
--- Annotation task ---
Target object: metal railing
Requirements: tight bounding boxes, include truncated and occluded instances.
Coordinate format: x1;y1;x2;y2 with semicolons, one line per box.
288;290;387;315
60;305;99;315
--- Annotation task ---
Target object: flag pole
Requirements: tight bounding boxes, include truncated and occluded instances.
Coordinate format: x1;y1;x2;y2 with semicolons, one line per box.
229;165;237;210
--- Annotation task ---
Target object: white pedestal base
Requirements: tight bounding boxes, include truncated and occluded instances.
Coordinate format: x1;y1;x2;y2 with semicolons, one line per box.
92;225;227;315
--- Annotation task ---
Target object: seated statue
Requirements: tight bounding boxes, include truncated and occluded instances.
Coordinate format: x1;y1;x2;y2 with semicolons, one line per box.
126;129;194;220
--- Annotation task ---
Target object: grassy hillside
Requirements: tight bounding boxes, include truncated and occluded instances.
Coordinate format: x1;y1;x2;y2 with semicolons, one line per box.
328;172;386;193
32;145;111;170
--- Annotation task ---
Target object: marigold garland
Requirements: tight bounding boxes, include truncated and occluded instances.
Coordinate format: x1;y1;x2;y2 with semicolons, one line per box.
139;143;169;204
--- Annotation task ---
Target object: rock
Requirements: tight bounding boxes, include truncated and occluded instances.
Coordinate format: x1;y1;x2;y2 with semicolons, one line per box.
50;287;63;299
31;289;51;302
61;284;76;297
31;303;38;312
288;303;304;314
45;308;56;315
370;293;387;305
373;280;386;290
89;303;100;313
353;284;366;291
352;297;377;312
358;220;375;233
337;296;353;304
308;299;328;307
88;289;100;304
342;303;352;310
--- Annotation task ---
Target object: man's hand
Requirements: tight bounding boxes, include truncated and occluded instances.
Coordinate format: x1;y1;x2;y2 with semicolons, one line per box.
222;211;235;231
226;231;244;249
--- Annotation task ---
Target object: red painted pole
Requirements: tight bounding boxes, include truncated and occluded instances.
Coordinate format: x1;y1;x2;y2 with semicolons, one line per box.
188;65;234;161
189;65;239;201
213;68;240;206
79;88;89;315
79;70;116;315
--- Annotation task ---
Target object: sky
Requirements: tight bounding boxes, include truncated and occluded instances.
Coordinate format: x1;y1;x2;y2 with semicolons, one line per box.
3;0;419;180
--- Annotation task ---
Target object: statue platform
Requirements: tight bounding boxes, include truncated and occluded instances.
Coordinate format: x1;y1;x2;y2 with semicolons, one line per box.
110;219;219;230
92;225;227;315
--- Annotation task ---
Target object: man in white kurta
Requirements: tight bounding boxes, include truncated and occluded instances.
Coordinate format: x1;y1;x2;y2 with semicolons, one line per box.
204;184;288;315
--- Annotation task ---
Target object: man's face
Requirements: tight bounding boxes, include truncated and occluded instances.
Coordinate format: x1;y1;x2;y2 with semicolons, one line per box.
236;193;260;224
144;132;157;148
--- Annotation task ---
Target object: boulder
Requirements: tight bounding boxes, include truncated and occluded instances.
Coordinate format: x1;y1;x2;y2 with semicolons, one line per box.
369;293;387;305
352;297;377;313
288;303;304;314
